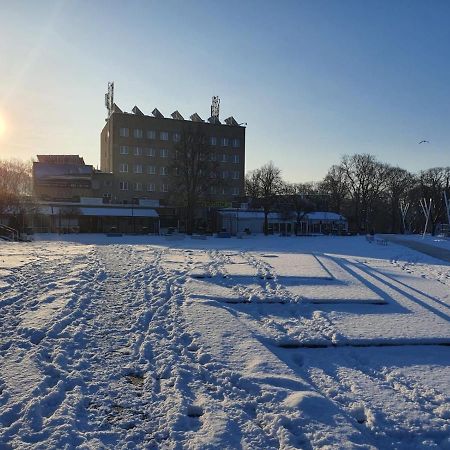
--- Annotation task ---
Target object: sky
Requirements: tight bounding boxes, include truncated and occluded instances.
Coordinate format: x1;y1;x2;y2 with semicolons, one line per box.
0;0;449;182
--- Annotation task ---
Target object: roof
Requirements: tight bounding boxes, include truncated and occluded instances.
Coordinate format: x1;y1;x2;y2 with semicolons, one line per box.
305;212;346;221
39;206;158;218
219;211;292;220
218;210;347;222
36;155;85;165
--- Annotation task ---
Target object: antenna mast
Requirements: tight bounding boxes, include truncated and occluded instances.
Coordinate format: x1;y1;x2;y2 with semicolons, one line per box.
105;81;114;120
211;96;220;119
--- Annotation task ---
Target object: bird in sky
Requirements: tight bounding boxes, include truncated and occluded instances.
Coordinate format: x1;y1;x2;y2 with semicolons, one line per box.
418;140;430;144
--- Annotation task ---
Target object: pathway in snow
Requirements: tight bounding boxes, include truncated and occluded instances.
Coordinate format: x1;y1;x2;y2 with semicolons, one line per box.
385;235;450;263
1;237;449;449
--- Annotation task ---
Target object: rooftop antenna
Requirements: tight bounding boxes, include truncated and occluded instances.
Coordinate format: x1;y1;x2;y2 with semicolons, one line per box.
211;96;220;119
105;81;114;120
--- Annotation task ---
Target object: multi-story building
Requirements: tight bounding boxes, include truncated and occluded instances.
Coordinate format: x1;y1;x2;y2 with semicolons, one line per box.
100;104;246;206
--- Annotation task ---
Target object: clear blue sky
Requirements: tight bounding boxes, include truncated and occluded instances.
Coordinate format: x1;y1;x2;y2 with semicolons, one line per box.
1;0;449;182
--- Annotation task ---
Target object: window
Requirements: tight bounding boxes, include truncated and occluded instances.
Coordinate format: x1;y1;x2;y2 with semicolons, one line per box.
209;152;216;161
221;187;226;195
232;138;240;148
221;154;227;163
119;145;129;155
134;182;143;191
119;127;129;137
119;181;128;191
160;184;169;192
147;130;156;140
134;164;143;174
146;147;155;157
133;129;143;138
174;167;180;176
134;146;143;156
210;136;217;146
160;166;168;176
119;163;128;173
160;148;169;158
160;131;169;141
147;183;155;192
147;165;156;175
232;187;240;196
232;154;239;164
173;132;181;142
221;137;229;147
222;171;228;179
232;171;239;179
210;186;216;194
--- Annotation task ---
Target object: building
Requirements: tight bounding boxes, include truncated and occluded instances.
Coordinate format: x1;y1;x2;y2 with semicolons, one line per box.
32;155;159;233
30;95;246;233
217;209;348;235
100;103;246;206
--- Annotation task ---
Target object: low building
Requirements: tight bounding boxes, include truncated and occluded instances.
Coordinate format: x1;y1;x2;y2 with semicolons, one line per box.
35;198;159;234
32;156;160;233
298;212;348;234
217;210;296;235
217;209;348;235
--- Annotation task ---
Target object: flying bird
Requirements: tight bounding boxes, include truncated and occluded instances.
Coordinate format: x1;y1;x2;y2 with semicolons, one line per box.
418;140;430;144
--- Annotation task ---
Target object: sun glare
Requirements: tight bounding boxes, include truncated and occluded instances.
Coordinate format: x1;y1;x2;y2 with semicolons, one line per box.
0;115;6;137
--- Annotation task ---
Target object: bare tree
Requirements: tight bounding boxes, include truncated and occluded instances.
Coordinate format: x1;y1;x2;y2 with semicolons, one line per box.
245;162;284;235
416;167;450;235
0;159;33;232
339;154;389;232
320;164;348;214
384;166;415;233
281;182;316;233
169;125;223;234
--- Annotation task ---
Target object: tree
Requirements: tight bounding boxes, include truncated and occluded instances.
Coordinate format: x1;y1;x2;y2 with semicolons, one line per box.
169;124;223;234
320;164;348;214
0;159;32;210
245;162;284;235
339;154;389;232
0;159;33;232
281;182;317;233
384;166;415;233
416;167;450;235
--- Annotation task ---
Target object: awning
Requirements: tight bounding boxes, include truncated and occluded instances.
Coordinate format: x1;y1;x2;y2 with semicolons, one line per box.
39;206;158;218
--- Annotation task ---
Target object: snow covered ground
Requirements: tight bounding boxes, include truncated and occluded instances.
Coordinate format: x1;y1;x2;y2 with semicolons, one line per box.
392;234;450;251
0;234;449;449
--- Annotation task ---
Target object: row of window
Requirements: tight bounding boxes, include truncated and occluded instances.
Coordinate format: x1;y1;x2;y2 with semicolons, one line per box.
119;146;170;157
118;163;240;179
119;128;240;147
118;146;240;163
118;181;240;196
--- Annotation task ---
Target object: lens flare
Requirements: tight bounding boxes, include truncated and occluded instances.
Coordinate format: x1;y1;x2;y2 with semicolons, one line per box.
0;116;5;137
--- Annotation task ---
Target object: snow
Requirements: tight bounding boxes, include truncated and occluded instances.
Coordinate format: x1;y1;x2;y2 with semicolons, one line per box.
390;234;450;251
0;234;449;449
